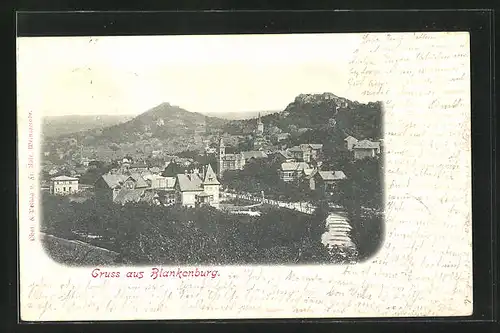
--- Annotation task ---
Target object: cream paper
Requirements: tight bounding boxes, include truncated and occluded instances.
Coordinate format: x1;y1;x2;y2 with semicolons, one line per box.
17;32;472;320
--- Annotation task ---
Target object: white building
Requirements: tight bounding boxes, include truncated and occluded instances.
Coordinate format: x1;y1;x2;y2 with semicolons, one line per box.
50;175;79;195
176;164;220;209
279;162;310;182
353;140;381;159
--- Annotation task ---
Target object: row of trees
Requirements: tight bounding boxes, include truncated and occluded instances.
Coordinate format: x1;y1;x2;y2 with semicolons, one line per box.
41;194;343;266
335;157;384;261
220;158;314;202
78;161;116;185
220;152;383;210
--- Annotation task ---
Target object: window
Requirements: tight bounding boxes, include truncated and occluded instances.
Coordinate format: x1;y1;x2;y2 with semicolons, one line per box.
63;187;66;191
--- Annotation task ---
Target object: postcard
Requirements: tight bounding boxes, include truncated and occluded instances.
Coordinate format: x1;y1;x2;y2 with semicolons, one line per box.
17;32;472;321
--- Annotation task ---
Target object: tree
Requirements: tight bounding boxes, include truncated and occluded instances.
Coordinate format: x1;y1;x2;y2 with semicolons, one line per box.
331;156;383;261
79;162;112;185
162;162;185;177
42;193;342;265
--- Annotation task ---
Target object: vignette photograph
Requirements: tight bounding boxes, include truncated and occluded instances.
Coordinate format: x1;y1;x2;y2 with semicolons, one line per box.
19;34;384;268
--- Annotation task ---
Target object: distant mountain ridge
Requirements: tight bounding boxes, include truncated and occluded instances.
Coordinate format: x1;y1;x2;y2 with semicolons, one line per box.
204;110;280;120
98;102;227;142
43;93;382;159
46;103;229;155
42;114;133;138
223;92;382;141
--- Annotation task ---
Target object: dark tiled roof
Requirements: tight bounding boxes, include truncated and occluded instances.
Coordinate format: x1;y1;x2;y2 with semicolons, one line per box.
100;174;128;189
127;173;150;188
241;151;268;159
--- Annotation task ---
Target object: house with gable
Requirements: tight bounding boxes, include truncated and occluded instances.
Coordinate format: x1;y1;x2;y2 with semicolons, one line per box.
50;175;79;195
217;138;268;177
94;173;129;202
176;164;220;209
279;161;311;182
352;139;381;159
287;146;311;163
269;150;296;165
94;172;151;204
299;143;324;161
122;173;150;190
147;174;177;206
310;170;347;193
199;164;221;209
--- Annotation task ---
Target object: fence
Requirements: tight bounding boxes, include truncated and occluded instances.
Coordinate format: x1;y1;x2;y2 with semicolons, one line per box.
221;191;316;215
222;191;356;251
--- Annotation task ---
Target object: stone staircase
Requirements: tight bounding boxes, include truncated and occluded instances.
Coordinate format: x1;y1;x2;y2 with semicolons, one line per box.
321;211;357;250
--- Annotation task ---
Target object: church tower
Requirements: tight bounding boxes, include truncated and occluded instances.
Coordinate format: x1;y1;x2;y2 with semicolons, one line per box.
218;137;225;177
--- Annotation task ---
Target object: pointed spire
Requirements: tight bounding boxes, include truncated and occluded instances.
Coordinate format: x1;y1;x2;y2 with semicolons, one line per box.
203;164;220;185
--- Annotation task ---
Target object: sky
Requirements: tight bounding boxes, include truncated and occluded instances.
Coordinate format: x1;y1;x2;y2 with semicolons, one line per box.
17;33;368;117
